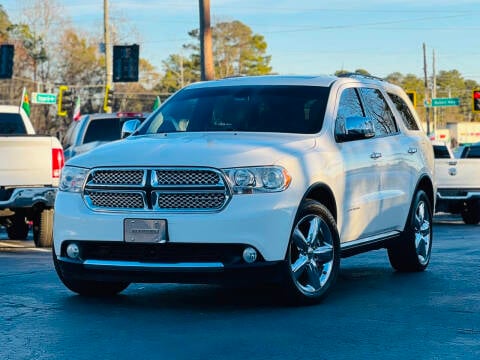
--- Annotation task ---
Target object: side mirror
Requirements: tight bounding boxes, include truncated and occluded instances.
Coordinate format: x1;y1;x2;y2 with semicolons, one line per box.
340;116;375;142
121;119;141;139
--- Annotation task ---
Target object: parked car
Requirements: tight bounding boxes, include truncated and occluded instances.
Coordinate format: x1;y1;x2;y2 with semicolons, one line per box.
53;74;435;304
62;112;149;161
0;105;64;247
434;141;480;224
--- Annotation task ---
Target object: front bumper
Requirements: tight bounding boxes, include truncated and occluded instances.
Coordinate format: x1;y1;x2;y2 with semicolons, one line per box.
55;251;286;285
54;190;300;262
0;187;57;209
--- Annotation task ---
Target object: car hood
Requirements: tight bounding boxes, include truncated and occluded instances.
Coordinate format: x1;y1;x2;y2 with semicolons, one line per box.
68;132;316;169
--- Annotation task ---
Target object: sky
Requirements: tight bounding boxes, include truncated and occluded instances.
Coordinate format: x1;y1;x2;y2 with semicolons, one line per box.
3;0;480;81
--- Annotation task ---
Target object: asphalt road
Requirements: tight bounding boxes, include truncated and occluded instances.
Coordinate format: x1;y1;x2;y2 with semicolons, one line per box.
1;214;479;360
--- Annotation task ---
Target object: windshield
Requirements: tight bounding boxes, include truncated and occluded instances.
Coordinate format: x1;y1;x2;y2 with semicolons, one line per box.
138;85;330;135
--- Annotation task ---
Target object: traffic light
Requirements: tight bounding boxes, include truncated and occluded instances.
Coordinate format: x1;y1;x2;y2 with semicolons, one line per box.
113;44;139;82
0;44;14;79
472;90;480;113
103;85;114;112
57;86;73;116
406;91;417;107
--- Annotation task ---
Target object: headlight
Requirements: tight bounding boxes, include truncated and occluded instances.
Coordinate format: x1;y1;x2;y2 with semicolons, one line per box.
59;166;89;192
223;166;291;194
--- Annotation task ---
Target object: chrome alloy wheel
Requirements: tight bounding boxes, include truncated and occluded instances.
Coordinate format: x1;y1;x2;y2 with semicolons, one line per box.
289;214;334;295
414;200;431;265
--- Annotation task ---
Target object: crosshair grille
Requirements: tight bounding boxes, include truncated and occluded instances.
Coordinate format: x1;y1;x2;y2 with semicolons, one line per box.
83;167;231;212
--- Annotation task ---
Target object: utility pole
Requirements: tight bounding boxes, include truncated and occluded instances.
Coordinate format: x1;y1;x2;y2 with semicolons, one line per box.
423;43;430;135
199;0;214;81
104;0;112;112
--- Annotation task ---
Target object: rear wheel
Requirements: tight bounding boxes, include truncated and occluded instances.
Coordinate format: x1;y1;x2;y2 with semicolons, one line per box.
282;200;340;305
388;190;432;272
52;251;129;296
33;209;54;248
461;200;480;225
6;214;29;240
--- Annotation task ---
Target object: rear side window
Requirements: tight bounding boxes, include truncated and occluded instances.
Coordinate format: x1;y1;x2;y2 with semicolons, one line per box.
388;93;419;130
0;113;27;134
359;88;398;136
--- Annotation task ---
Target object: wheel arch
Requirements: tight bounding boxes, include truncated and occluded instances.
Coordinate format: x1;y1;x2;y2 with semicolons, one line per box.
414;174;435;211
301;182;338;222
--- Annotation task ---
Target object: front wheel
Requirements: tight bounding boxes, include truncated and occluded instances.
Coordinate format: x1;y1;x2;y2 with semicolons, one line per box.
388;190;433;272
52;251;129;296
282;200;340;305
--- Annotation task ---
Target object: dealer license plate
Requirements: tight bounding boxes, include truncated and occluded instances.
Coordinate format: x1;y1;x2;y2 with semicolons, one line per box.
124;219;167;243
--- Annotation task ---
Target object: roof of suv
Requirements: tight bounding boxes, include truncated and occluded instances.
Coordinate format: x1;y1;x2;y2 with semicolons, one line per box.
185;74;402;93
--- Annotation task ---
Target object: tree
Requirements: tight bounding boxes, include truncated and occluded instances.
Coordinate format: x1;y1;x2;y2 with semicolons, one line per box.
157;20;272;93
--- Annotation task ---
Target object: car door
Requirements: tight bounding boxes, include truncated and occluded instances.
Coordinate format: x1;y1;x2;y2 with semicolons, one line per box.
334;86;383;243
359;88;416;233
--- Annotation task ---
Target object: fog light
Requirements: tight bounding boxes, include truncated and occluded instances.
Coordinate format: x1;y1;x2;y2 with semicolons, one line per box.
66;243;80;259
243;247;257;263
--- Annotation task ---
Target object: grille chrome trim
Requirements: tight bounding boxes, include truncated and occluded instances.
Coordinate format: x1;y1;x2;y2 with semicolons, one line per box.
83;167;231;212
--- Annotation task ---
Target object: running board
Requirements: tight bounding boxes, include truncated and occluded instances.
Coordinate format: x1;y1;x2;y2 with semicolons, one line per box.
340;231;401;258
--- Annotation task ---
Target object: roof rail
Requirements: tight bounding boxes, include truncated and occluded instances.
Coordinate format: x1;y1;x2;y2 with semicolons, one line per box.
336;72;385;82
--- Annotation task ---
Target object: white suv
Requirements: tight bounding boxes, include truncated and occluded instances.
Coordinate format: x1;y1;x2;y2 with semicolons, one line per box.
53;75;435;304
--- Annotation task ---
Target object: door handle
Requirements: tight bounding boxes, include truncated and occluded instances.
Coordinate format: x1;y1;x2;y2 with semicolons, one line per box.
370;152;382;159
408;147;417;154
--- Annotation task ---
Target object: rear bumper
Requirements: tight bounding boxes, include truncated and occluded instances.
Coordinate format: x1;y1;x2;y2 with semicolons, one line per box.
0;187;57;209
435;189;480;213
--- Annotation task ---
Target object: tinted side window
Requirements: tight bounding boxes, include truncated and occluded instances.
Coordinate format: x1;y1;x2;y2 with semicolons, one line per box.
464;146;480;158
388;93;419;130
433;145;451;159
335;88;364;140
359;88;398;136
0;113;27;134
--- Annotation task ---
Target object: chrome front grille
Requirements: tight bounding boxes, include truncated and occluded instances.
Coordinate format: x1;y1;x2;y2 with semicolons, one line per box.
83;167;230;212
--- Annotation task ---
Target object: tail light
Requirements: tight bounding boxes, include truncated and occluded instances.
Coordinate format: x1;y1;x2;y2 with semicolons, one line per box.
52;148;65;178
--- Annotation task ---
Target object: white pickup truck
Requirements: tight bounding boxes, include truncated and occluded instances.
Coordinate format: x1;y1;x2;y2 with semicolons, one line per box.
433;141;480;224
0;105;64;247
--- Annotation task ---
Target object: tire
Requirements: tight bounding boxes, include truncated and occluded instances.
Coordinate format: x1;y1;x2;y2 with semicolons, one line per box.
461;200;480;225
388;190;433;272
33;209;54;248
6;214;29;240
52;250;129;296
282;200;340;305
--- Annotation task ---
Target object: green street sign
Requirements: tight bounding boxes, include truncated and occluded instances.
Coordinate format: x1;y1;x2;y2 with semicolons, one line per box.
32;92;57;105
431;97;460;107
